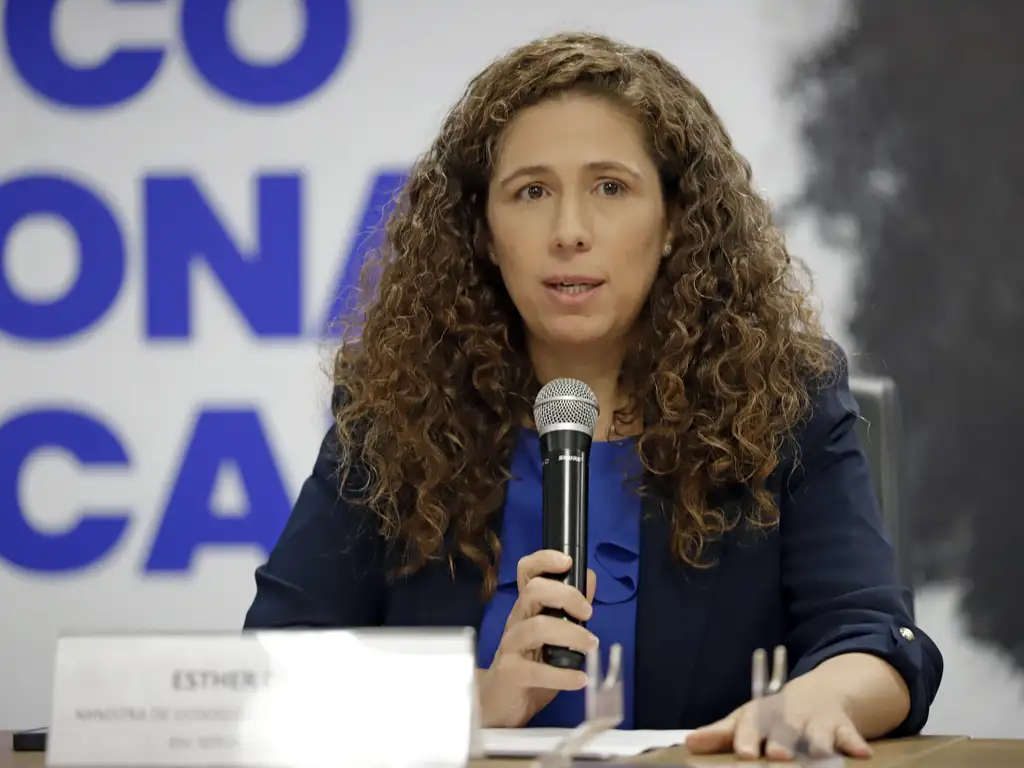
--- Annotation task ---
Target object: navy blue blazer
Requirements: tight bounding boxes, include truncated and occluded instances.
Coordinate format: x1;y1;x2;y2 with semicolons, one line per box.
244;354;942;735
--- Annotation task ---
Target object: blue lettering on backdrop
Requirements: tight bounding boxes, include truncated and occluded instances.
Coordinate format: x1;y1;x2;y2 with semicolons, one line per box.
3;0;351;108
145;409;291;572
0;410;131;571
0;170;405;342
146;175;302;338
0;0;402;574
4;0;165;109
0;408;291;574
181;0;351;106
0;167;406;572
0;176;125;341
321;170;407;333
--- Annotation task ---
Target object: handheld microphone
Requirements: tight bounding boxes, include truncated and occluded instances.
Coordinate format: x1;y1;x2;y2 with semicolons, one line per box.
532;377;600;671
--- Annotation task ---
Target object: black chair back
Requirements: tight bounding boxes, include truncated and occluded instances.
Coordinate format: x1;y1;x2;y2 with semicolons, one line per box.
849;375;914;616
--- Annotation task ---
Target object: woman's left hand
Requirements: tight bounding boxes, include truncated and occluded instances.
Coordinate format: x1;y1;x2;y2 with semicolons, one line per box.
685;684;873;761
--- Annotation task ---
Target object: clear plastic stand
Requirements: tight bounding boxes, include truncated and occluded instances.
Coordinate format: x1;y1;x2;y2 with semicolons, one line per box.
532;643;624;768
529;642;849;767
751;646;845;767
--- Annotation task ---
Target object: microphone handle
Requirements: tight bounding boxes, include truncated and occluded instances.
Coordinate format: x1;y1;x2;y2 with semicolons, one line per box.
540;428;591;671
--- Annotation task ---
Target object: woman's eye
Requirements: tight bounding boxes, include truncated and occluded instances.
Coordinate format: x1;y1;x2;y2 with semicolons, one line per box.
599;180;623;196
520;184;546;200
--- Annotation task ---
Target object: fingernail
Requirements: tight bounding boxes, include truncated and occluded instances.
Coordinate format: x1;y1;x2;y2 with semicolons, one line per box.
737;745;757;759
561;554;572;566
589;634;599;650
766;743;792;760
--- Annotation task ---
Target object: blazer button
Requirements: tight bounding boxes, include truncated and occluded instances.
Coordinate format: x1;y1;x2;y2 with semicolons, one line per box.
899;627;915;641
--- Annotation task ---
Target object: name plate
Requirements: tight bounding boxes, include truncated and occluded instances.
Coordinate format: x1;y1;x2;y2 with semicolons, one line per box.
47;629;477;767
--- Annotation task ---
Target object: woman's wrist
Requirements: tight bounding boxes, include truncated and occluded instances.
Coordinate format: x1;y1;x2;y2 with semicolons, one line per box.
475;666;506;728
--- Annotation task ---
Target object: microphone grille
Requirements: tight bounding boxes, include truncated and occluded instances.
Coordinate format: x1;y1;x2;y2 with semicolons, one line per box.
533;378;600;437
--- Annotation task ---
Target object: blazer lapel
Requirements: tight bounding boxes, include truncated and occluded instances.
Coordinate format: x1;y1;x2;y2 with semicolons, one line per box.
634;491;726;729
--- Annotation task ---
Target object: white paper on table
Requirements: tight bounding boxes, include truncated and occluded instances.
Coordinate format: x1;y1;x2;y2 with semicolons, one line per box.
480;728;692;759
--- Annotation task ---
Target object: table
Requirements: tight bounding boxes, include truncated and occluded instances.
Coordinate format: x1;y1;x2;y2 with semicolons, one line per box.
626;736;967;766
5;732;1023;766
474;736;1024;766
897;739;1024;768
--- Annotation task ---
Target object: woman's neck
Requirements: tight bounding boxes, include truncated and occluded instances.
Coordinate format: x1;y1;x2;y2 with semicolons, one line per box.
528;339;635;441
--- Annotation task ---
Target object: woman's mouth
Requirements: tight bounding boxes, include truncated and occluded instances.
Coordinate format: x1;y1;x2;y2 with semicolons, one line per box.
551;282;599;295
543;278;605;305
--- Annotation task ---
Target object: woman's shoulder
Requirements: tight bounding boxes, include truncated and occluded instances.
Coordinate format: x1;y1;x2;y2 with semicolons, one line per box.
324;385;374;481
777;339;857;471
242;411;387;628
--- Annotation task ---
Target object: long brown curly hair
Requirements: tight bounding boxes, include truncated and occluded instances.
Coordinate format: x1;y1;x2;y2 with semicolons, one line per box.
332;32;836;595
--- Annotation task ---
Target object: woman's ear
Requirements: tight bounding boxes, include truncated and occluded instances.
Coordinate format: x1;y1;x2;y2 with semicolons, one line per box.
661;225;674;259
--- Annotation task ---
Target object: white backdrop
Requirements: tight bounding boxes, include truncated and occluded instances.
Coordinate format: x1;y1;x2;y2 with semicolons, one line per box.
2;0;1020;737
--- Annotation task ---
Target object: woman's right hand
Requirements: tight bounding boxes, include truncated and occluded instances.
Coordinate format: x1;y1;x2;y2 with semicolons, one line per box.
478;549;598;728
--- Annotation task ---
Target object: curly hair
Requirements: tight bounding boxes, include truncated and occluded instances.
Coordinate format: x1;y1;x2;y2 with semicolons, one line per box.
332;32;836;595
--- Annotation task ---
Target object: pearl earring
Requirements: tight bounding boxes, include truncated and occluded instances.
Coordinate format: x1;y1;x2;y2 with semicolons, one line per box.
662;242;672;257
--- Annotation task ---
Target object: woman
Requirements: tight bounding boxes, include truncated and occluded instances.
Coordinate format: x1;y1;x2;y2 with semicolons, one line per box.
244;32;942;759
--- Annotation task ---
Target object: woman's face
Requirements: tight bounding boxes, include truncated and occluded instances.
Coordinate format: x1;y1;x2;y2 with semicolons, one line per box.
486;92;669;353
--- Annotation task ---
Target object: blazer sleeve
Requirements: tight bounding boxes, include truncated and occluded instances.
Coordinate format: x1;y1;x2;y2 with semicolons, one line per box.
781;345;943;737
243;421;387;629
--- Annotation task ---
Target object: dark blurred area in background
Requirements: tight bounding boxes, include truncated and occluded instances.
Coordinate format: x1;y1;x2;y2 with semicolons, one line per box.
787;0;1024;669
